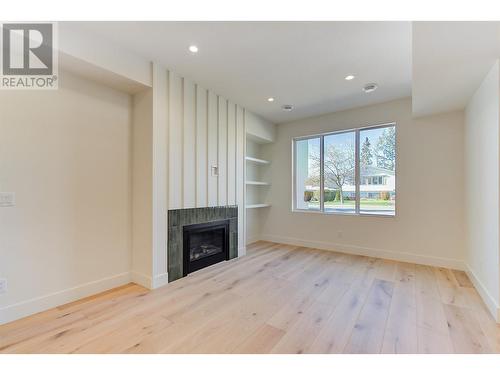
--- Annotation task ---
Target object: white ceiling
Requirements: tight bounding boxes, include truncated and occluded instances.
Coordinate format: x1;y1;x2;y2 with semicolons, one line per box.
413;21;500;117
66;22;412;124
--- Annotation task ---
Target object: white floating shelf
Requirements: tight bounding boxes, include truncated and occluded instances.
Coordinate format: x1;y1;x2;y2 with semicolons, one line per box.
246;180;270;186
246;204;271;209
245;156;270;165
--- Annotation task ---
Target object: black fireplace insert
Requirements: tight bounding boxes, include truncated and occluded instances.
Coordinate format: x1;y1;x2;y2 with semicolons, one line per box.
182;219;230;276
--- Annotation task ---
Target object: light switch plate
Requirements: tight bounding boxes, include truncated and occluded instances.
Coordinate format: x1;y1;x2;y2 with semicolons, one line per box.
0;279;7;294
0;192;15;207
211;165;219;177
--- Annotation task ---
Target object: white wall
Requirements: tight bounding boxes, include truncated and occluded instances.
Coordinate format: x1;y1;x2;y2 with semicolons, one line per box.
131;88;153;286
0;70;132;324
59;23;152;89
262;98;465;269
246;111;276;143
464;61;500;322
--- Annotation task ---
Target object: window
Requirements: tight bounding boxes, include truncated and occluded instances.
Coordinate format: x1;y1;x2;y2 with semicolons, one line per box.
293;124;396;216
294;137;321;211
323;131;355;214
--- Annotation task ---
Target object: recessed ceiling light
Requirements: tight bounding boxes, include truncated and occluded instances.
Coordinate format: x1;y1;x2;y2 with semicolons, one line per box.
188;45;199;53
267;97;275;102
345;75;355;81
281;104;294;112
363;83;378;93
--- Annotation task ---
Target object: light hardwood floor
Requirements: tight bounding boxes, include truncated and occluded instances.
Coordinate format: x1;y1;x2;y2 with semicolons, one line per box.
1;241;499;354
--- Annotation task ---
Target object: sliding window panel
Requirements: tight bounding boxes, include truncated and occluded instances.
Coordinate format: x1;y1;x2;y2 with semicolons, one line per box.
359;125;396;215
195;86;208;207
323;131;356;214
183;79;196;208
294;137;321;211
218;97;228;205
207;91;218;207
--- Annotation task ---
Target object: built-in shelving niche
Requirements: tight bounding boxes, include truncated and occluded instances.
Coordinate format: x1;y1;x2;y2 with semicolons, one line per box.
244;120;275;246
245;139;271;210
245;136;272;245
245;156;270;165
246;203;271;209
245;180;270;186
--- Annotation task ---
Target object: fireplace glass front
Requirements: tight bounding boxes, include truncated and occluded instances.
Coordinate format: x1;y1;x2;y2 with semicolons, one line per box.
183;219;230;276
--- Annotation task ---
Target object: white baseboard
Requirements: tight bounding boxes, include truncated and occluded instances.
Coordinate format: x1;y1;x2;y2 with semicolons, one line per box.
131;271;152;289
0;272;131;325
131;271;169;289
465;264;500;323
152;273;169;289
261;234;465;270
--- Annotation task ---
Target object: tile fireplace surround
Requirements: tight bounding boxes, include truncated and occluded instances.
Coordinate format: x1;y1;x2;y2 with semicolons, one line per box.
167;206;238;281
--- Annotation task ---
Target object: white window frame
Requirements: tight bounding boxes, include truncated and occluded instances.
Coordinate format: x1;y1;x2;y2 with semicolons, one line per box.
292;122;396;217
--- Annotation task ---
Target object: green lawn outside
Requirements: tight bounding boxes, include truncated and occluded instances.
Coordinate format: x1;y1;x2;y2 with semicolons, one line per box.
308;199;395;207
304;199;395;213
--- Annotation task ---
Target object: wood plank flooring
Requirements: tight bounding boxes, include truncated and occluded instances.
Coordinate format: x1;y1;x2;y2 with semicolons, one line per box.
1;241;499;354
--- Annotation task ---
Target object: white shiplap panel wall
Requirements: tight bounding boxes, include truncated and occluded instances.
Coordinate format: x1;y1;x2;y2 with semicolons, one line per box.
168;73;183;209
227;101;236;205
207;91;218;207
236;105;246;254
218;97;228;206
195;86;208;207
183;79;196;208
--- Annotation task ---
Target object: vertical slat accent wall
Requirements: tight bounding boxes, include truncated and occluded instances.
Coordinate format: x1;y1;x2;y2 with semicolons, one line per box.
182;79;196;208
236;106;246;253
168;73;183;209
195;86;208;208
207;91;218;207
165;68;245;212
227;102;236;205
218;97;228;206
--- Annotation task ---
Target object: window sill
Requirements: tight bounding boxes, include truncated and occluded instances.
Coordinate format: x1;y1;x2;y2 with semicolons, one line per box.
291;209;396;218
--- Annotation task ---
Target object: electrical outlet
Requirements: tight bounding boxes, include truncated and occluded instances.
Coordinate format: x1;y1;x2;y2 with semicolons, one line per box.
0;192;15;207
0;279;7;294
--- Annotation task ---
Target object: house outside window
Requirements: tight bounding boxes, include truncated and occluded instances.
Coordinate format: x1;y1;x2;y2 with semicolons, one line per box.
293;123;396;216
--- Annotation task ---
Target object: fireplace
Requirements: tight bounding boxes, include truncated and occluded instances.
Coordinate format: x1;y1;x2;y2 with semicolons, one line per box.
183;219;230;276
168;206;238;282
